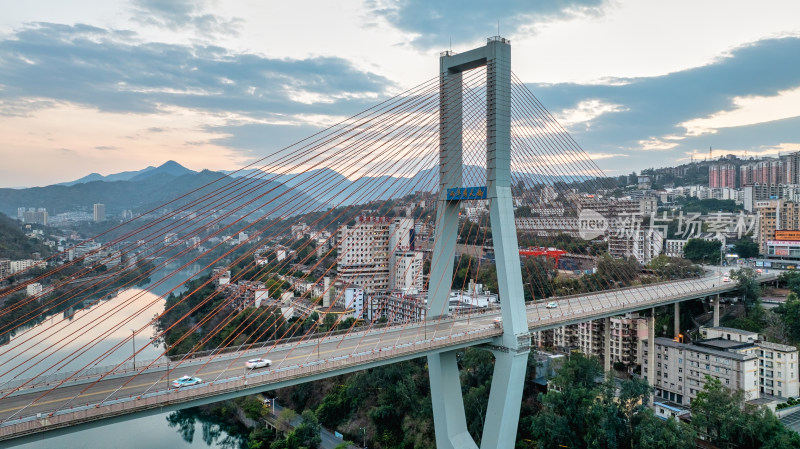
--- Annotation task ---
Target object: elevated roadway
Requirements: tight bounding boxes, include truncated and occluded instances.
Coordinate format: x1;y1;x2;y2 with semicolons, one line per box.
0;270;776;442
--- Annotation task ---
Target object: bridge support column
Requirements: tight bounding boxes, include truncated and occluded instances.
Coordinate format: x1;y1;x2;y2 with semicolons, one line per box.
603;317;611;373
673;302;680;339
427;38;527;449
647;309;655;390
713;294;720;327
428;350;479;449
481;347;530;449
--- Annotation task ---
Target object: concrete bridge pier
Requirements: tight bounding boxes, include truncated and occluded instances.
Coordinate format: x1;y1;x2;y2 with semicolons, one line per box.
428;350;479;449
674;302;680;339
604;317;612;372
713;294;720;327
427;37;529;449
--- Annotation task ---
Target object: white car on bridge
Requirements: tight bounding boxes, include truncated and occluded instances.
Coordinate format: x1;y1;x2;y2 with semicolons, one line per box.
245;358;272;369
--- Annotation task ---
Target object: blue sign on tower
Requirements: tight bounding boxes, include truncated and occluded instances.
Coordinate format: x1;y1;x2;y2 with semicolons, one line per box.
446;186;487;201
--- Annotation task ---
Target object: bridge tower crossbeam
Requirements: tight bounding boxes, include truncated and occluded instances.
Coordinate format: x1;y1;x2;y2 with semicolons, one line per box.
427;37;530;449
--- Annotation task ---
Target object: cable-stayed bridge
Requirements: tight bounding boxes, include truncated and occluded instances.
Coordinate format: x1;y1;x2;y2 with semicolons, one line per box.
0;37;769;446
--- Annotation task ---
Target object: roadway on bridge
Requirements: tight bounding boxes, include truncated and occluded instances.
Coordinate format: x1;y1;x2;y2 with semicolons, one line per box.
0;269;763;433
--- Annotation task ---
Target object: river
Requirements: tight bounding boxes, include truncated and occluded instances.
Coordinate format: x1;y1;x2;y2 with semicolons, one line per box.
3;263;247;449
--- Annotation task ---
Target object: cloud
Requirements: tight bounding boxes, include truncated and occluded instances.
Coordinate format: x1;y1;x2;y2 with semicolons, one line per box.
525;37;800;170
552;99;627;128
367;0;608;49
679;86;800;137
0;23;395;119
129;0;243;37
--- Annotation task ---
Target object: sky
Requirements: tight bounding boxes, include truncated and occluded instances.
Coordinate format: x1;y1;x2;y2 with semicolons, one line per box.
1;0;800;187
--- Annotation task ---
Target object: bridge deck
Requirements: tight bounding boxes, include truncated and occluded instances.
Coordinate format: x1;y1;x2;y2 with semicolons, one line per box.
0;272;773;441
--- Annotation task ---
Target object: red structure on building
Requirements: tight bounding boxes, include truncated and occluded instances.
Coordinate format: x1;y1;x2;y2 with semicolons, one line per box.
518;247;567;267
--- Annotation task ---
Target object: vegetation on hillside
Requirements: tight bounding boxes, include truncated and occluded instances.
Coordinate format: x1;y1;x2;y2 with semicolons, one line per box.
0;212;52;260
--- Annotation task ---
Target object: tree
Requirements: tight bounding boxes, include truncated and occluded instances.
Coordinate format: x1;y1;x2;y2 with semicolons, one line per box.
683;238;721;264
527;354;602;448
774;292;800;343
779;271;800;296
733;239;760;258
647;255;703;280
690;376;800;449
275;408;298;434
731;267;762;314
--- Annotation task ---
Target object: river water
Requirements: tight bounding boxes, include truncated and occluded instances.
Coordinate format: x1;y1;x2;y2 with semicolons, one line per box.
4;263;245;449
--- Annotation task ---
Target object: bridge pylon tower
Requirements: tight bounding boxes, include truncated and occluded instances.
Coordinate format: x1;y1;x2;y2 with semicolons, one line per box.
426;37;530;449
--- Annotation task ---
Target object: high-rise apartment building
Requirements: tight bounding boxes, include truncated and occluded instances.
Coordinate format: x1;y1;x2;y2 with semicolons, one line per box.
709;163;737;188
783;152;800;185
337;216;391;291
337;216;423;292
755;199;800;254
93;203;106;222
22;208;48;226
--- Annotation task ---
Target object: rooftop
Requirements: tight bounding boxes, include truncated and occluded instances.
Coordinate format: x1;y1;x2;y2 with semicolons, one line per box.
695;338;754;351
759;341;798;352
654;337;755;361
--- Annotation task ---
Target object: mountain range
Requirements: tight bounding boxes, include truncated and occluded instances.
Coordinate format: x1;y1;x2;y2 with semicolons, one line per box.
0;162;324;219
3;161;589;219
57;160;196;186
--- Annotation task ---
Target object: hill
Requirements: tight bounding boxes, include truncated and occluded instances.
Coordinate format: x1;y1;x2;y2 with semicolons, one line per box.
58;160;196;186
0;212;51;260
0;170;323;219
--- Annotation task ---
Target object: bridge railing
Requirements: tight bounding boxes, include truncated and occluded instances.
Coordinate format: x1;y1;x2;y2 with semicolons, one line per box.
2;275;755;397
0;323;501;440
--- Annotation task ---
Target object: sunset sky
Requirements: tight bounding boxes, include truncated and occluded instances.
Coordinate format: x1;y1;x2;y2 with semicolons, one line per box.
2;0;800;187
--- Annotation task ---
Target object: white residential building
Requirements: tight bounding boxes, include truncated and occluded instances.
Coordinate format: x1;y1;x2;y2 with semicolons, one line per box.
26;283;43;296
608;229;664;265
392;250;423;292
651;337;759;407
337;216;391;291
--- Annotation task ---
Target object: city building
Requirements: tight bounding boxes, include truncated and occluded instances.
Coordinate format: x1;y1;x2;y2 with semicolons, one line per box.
607;229;664;265
21;208;48;226
337;216;423;293
26;282;43;296
709;163;736;189
651;337;759;407
755;199;800;254
700;327;799;399
664;239;687;258
392;250;424;292
337;216;391;291
0;259;9;278
93;203;106;222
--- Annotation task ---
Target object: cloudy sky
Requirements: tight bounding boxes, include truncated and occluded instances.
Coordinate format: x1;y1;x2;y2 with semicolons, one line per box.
1;0;799;187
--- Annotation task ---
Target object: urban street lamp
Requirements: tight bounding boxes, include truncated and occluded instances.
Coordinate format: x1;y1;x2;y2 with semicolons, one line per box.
130;329;136;370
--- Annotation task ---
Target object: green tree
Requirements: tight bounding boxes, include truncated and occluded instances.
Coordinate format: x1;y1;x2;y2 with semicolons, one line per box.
294;410;322;449
779;271;800;296
683;238;721;264
733;239;760;258
774;292;800;343
647;255;703;280
527;354;602;449
690;376;800;449
731;267;762;314
631;412;695;449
